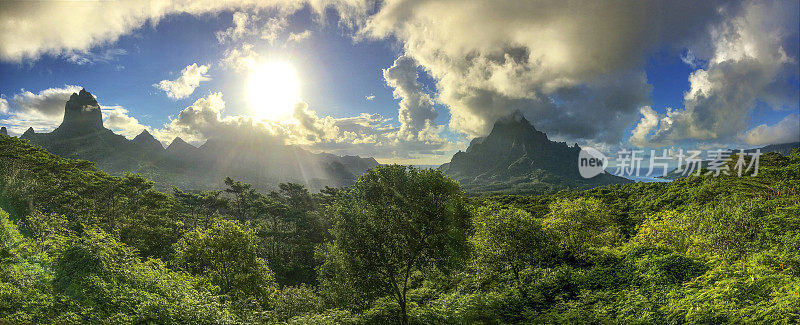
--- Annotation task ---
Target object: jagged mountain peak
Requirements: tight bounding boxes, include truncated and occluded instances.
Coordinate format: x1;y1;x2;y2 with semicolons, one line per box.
474;110;550;155
132;129;164;150
53;88;105;135
439;110;630;194
22;127;35;137
494;109;528;125
167;137;193;149
16;89;381;191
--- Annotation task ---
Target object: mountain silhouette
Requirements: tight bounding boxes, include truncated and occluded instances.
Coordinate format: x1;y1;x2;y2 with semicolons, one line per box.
132;130;164;151
15;89;378;191
53;88;104;135
439;110;631;194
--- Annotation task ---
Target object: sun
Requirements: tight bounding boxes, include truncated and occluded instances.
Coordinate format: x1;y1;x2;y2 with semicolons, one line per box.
246;61;299;120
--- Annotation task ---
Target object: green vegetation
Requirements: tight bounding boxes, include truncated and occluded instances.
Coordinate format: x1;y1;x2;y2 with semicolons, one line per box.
1;135;798;324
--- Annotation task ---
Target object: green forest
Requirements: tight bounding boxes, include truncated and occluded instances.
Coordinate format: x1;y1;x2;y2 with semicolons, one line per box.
1;135;798;324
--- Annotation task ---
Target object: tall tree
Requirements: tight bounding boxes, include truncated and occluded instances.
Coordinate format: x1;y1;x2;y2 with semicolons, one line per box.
321;165;471;324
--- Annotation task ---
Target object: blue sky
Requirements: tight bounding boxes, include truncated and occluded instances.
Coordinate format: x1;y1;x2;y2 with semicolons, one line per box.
0;10;409;130
1;1;798;164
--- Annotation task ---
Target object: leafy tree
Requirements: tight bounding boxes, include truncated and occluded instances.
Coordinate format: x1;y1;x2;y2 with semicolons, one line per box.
172;187;227;229
470;203;556;292
223;177;258;221
542;197;621;260
320;165;471;324
172;219;275;307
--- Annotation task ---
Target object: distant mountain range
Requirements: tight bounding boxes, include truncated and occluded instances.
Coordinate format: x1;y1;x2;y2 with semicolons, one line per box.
16;89;379;191
10;89;790;194
439;110;632;194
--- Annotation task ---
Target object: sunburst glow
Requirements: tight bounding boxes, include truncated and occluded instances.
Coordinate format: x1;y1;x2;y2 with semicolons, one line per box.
246;61;298;120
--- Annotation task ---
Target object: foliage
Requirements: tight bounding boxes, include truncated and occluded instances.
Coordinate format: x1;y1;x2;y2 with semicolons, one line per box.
173;219;276;307
319;165;471;324
1;135;799;324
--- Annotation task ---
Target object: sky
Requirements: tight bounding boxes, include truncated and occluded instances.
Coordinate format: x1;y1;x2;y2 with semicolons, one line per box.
0;0;798;165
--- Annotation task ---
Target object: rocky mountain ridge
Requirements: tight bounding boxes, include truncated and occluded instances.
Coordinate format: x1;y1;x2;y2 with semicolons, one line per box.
439;110;632;194
13;89;379;191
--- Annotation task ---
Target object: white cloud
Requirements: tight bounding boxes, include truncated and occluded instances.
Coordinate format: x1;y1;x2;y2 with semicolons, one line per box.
293;102;340;142
220;43;260;72
154;63;210;99
629;106;662;147
0;85;80;134
147;92;458;164
102;106;149;139
0;1;372;63
11;85;82;118
365;94;375;101
363;0;707;141
0;97;8;114
216;11;288;44
150;92;285;145
287;30;312;42
0;86;144;137
0;85;81;135
629;0;799;147
383;55;441;142
216;11;252;43
363;0;798;148
64;48;126;65
744;113;800;145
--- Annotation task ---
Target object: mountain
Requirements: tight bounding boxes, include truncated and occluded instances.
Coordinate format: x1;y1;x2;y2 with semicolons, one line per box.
165;137;200;159
12;88;378;191
758;142;800;156
20;89;139;168
439;110;631;194
132;130;164;151
52;88;104;135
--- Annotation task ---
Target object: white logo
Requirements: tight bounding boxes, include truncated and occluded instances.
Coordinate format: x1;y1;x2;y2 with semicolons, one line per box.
578;147;608;178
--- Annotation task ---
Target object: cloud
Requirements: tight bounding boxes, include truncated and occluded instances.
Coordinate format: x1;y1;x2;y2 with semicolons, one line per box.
64;48;127;65
287;30;312;42
220;43;260;72
0;86;144;137
154;63;211;99
0;1;372;63
383;55;440;141
148;92;458;164
744;113;800;145
0;85;80;134
0;97;8;114
10;85;81;118
363;0;734;143
216;11;288;44
292;102;340;142
102;106;149;139
629;0;799;147
361;0;798;148
365;94;375;101
150;92;284;146
630;106;661;147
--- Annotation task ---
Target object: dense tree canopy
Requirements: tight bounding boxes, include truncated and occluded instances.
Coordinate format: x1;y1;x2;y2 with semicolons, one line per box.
0;135;798;323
